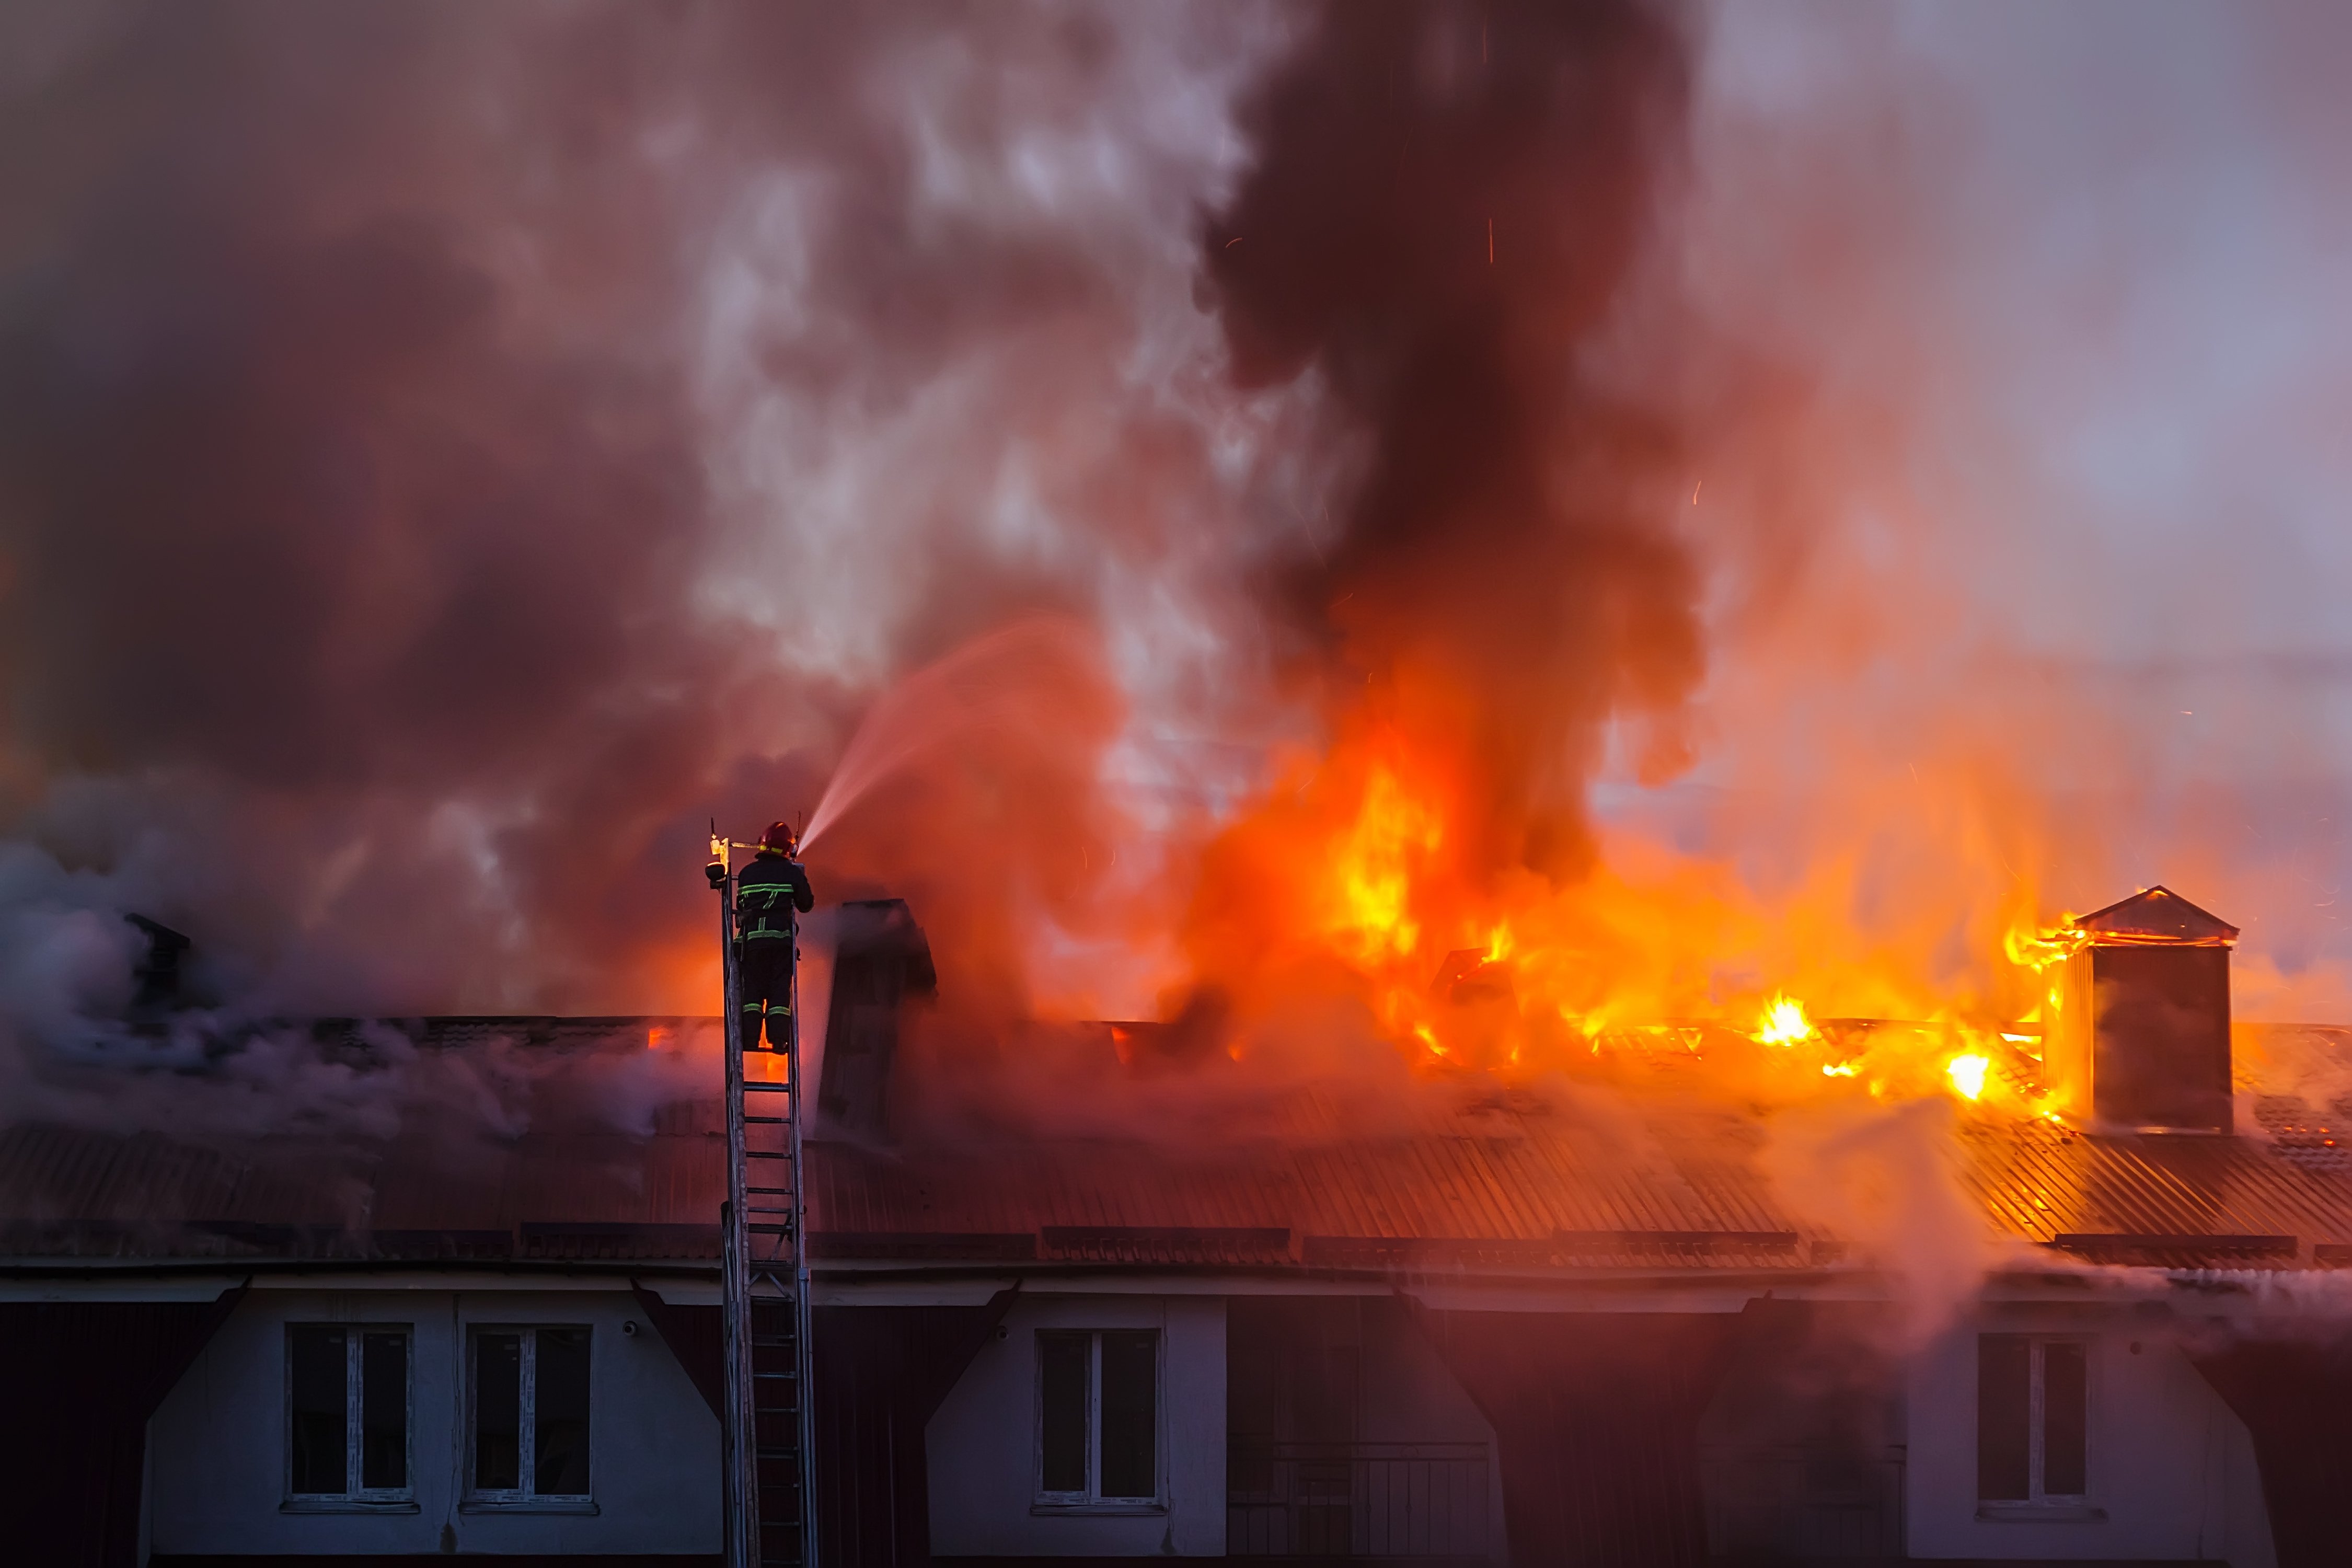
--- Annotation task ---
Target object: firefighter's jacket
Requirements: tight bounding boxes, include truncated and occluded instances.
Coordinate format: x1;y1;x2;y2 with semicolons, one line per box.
736;852;814;941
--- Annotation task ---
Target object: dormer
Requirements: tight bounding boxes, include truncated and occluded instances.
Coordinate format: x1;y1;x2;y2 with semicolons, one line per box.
2045;886;2237;1134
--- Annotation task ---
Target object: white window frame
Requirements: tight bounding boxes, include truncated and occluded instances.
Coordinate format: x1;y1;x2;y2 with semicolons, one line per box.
1033;1328;1165;1512
464;1323;595;1506
1978;1333;2093;1511
2021;1336;2091;1504
283;1322;413;1506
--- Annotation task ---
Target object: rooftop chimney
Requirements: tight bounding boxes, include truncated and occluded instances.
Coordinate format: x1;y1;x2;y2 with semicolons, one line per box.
816;898;936;1139
124;913;191;1021
2045;886;2238;1134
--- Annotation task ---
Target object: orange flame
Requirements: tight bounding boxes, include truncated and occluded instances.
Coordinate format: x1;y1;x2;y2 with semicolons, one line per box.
1162;683;2115;1121
1323;764;1443;966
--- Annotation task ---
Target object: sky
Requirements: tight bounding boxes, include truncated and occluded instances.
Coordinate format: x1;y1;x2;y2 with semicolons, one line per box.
1667;2;2352;981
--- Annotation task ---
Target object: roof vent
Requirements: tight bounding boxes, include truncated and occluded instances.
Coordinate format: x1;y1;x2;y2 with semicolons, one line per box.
2045;886;2238;1133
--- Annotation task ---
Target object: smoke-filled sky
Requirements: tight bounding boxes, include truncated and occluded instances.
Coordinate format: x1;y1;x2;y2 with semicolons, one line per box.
1668;3;2352;993
0;0;2347;1066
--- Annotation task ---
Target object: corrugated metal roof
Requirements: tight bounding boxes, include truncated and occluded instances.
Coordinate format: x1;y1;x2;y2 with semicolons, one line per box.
1958;1117;2352;1265
9;1021;2352;1274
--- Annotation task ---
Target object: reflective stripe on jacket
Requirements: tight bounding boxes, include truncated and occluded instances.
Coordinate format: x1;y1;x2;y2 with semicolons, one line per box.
735;852;814;939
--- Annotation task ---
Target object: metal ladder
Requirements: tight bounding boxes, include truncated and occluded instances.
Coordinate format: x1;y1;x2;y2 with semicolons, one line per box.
711;833;818;1568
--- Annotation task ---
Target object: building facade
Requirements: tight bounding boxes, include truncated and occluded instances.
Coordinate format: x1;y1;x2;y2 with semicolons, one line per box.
8;1099;2346;1566
8;953;2352;1565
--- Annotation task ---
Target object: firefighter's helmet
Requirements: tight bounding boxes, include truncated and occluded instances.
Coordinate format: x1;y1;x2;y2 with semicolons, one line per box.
760;820;798;854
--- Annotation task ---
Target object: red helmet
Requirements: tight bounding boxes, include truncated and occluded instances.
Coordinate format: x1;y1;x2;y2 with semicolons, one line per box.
760;820;798;854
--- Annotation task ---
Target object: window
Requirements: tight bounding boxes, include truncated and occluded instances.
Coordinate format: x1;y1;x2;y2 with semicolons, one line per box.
468;1326;593;1502
1978;1335;2088;1503
1037;1329;1160;1506
286;1324;411;1502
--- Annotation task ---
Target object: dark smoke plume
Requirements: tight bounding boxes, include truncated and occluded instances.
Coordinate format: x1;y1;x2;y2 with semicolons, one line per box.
0;2;1269;1063
1203;0;1699;882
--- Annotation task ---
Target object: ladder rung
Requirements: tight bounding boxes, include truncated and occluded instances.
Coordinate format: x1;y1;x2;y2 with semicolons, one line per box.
745;1185;794;1195
753;1370;798;1381
746;1149;792;1159
743;1081;797;1092
744;1114;792;1124
748;1224;796;1235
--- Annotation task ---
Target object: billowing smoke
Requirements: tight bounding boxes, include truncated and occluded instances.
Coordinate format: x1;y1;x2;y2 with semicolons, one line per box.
3;0;2349;1192
1203;0;1699;883
0;2;1290;1142
0;2;1282;1087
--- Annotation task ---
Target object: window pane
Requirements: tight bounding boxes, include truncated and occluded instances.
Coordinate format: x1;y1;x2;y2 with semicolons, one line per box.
2042;1341;2088;1496
1976;1334;2031;1501
1099;1331;1158;1500
534;1328;593;1496
474;1331;523;1491
289;1326;347;1495
1039;1332;1090;1494
360;1332;407;1491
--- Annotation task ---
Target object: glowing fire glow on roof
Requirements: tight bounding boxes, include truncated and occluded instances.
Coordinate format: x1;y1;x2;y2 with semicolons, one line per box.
1946;1053;1991;1101
1753;994;1816;1048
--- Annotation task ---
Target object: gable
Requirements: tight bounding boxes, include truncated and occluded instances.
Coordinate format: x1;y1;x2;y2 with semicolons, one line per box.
2070;885;2239;947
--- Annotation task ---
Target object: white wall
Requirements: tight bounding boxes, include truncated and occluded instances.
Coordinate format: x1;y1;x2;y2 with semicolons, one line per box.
1906;1307;2275;1565
147;1284;720;1558
927;1293;1225;1557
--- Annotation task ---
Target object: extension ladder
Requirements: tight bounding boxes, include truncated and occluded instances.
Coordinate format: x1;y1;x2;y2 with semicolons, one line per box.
711;834;818;1568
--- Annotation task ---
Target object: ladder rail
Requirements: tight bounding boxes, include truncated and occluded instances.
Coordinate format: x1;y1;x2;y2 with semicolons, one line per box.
714;842;818;1568
719;868;758;1568
788;944;818;1568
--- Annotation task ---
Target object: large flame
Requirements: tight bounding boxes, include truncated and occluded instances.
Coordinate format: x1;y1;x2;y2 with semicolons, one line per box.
1172;699;2078;1120
1753;994;1816;1047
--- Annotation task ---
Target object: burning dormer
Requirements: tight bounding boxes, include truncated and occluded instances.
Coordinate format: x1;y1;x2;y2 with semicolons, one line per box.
2044;885;2238;1134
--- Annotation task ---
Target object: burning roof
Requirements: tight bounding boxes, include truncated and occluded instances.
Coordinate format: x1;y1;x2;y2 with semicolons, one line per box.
9;1018;2352;1279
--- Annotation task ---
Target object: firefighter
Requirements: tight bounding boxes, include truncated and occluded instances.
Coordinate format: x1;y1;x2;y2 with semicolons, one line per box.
736;821;815;1051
